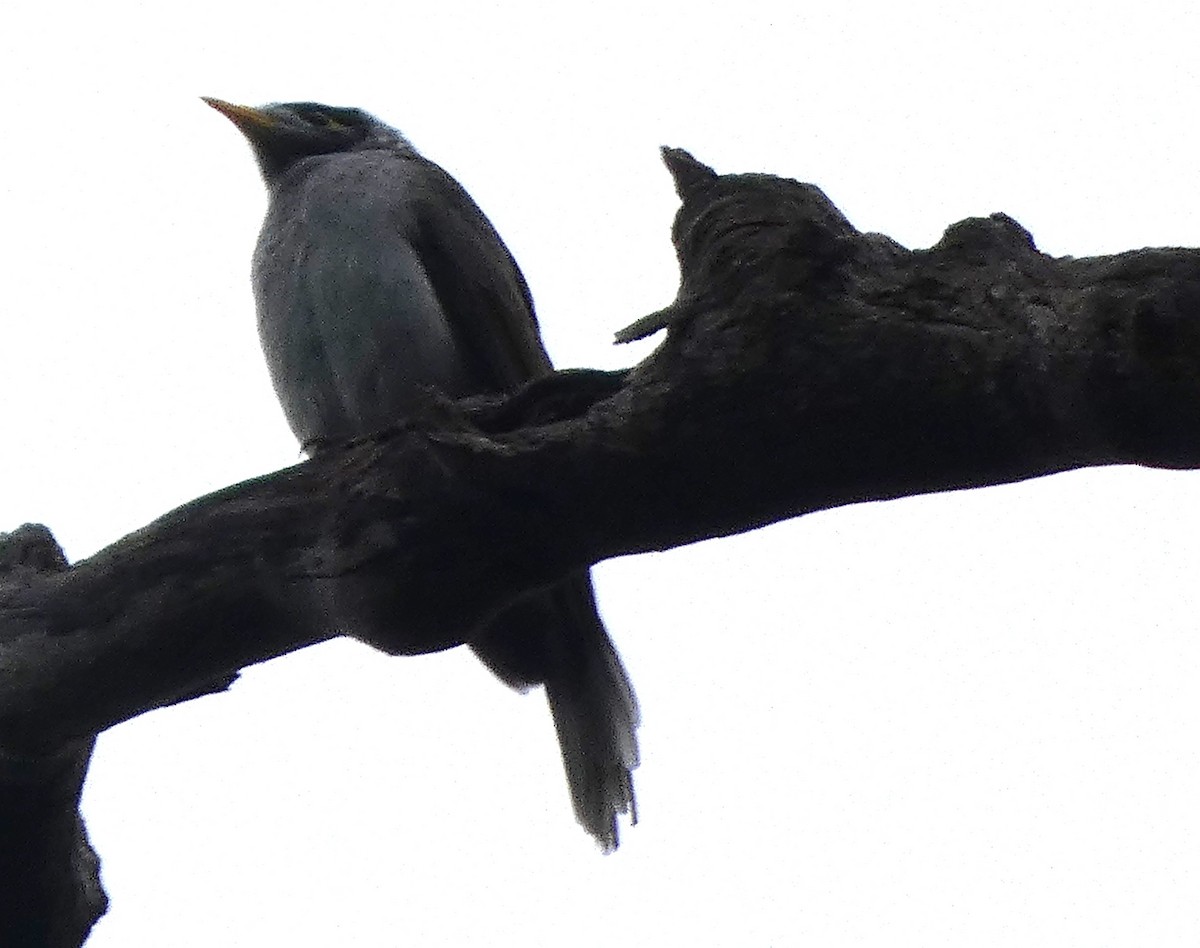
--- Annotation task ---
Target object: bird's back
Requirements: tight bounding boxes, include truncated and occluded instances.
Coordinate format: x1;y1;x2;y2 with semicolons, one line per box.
253;148;551;447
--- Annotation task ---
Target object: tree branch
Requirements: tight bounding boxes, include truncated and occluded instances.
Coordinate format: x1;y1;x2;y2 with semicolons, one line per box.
5;148;1200;945
0;526;106;947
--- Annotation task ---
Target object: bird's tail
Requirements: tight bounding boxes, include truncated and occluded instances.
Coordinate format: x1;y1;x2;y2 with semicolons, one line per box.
470;570;640;851
543;572;639;851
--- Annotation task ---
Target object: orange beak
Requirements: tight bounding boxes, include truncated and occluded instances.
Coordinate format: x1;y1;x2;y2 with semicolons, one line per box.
201;97;279;134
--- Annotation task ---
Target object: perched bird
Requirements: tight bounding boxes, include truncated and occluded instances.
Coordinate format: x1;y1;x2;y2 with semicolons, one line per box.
204;98;639;849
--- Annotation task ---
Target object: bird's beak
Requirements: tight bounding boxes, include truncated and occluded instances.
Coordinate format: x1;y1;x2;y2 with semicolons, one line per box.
201;97;278;134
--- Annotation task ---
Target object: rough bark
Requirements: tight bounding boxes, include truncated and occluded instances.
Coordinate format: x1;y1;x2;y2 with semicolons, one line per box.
4;148;1200;945
0;526;106;947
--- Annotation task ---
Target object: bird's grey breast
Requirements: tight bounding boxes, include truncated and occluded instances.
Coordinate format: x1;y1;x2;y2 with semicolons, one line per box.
252;151;471;447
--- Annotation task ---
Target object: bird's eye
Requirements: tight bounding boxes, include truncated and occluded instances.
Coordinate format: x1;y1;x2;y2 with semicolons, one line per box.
308;112;346;130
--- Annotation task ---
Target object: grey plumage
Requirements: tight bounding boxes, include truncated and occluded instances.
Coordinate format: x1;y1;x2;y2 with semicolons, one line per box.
205;98;639;849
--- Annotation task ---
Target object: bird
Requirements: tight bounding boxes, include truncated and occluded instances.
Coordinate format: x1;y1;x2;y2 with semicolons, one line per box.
204;97;639;849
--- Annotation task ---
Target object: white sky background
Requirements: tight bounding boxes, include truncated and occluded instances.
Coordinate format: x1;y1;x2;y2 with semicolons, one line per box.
4;2;1200;945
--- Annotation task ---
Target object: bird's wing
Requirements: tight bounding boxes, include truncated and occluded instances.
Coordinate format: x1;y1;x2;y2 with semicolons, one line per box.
260;163;470;440
399;156;555;391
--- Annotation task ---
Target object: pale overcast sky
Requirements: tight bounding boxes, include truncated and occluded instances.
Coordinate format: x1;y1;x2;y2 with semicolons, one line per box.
4;3;1200;946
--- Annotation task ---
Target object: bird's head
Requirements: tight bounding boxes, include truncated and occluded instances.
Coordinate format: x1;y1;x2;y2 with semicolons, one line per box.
203;98;412;180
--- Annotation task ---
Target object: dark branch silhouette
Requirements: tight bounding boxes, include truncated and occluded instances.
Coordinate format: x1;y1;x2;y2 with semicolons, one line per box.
5;148;1200;945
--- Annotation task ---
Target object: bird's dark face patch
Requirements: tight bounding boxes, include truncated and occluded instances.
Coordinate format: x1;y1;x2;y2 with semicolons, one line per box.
205;98;412;181
278;102;371;133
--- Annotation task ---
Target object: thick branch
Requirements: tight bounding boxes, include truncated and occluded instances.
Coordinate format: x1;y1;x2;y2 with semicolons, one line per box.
7;145;1200;758
5;148;1200;945
0;526;106;947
